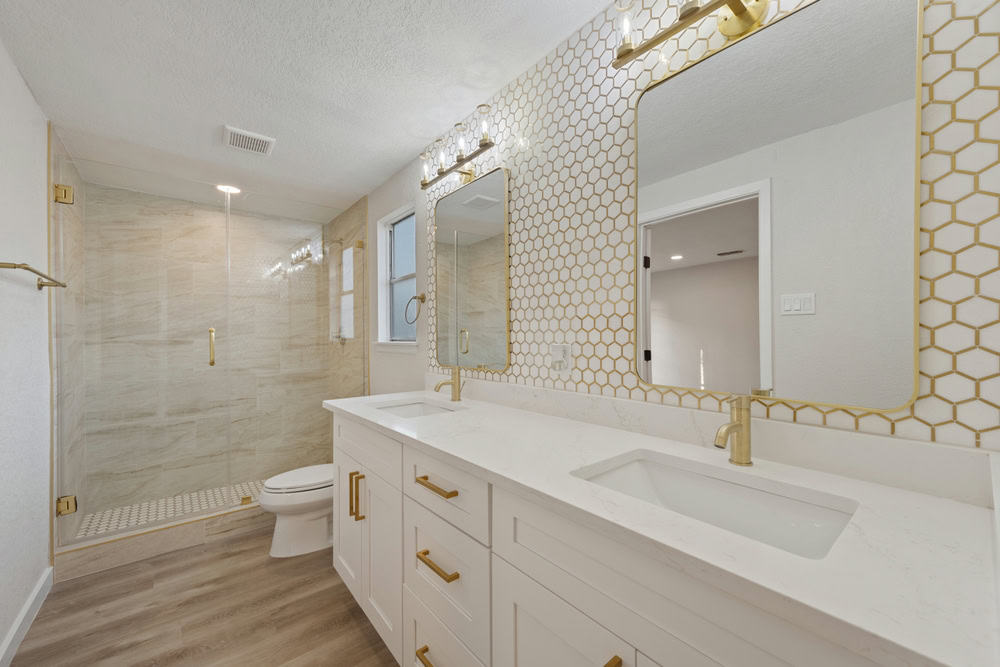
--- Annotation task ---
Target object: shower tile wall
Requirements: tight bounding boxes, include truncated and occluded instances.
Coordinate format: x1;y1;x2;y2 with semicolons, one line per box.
81;185;349;516
50;135;87;543
324;197;369;400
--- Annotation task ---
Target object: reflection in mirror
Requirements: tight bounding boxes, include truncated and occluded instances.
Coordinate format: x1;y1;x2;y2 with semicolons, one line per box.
435;168;509;370
637;0;918;409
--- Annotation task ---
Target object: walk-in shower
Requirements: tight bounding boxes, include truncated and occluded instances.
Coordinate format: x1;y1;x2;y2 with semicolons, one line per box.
49;136;367;547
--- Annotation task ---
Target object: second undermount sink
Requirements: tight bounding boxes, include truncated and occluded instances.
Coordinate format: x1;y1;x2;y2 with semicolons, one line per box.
374;400;460;418
572;449;857;559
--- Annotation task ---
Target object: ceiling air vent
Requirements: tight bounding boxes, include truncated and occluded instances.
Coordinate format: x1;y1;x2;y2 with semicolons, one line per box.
461;194;501;210
223;125;276;156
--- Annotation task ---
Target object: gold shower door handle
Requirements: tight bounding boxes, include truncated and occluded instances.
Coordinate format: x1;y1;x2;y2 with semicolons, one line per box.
208;327;215;366
459;327;470;354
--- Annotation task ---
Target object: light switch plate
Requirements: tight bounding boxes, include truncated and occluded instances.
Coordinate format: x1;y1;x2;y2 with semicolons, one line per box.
780;292;816;315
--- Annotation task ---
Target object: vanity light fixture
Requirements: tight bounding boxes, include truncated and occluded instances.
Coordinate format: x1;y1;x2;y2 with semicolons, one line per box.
419;104;495;190
216;184;241;194
612;0;770;69
291;246;313;266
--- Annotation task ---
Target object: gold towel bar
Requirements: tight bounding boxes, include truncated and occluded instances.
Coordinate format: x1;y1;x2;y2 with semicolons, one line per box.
0;262;67;290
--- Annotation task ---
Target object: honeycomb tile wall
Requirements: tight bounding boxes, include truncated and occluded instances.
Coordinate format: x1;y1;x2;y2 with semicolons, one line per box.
423;0;1000;449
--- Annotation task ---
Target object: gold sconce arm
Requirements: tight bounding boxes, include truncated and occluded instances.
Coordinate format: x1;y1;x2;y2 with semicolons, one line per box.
420;141;494;190
612;0;769;69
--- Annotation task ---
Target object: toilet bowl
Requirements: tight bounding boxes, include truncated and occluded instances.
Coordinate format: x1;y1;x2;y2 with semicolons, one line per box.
258;464;335;558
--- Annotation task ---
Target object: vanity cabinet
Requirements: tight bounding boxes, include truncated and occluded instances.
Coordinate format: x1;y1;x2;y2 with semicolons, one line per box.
333;413;883;667
332;419;403;663
492;554;636;667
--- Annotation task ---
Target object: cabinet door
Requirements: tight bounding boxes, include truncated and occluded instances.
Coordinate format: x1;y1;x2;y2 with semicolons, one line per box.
493;555;635;667
361;469;403;663
333;448;364;601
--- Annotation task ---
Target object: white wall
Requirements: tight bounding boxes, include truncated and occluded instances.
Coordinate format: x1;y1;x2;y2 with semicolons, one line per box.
639;100;915;409
367;159;427;394
0;37;52;663
650;258;760;393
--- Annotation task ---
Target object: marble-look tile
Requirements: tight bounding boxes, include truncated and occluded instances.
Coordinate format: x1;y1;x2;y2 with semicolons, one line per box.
56;186;368;537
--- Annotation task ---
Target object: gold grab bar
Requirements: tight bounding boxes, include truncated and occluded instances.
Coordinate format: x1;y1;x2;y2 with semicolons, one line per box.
208;328;216;366
415;645;434;667
416;549;460;583
604;657;623;667
459;327;470;354
353;473;365;521
348;471;358;517
0;262;67;290
415;475;458;499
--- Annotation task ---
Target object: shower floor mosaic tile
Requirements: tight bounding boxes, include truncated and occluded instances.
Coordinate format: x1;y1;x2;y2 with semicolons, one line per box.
75;479;265;539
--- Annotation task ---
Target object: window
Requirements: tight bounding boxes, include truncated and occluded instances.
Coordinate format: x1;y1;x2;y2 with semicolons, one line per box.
385;213;416;341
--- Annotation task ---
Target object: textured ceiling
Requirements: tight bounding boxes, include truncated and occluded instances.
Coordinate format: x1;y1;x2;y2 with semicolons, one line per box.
0;0;610;221
638;0;917;187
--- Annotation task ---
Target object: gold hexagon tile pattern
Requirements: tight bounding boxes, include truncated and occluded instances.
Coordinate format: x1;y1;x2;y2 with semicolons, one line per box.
423;0;1000;449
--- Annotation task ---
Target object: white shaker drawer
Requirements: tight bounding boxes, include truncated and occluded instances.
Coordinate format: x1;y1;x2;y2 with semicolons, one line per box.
404;446;489;544
404;496;491;663
403;587;486;667
492;554;636;667
336;416;402;490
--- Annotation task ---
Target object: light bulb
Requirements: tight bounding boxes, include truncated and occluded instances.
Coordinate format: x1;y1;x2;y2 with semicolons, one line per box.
476;104;491;145
454;123;467;159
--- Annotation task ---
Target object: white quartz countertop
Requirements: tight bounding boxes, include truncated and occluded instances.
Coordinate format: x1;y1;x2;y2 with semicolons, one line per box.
324;392;998;666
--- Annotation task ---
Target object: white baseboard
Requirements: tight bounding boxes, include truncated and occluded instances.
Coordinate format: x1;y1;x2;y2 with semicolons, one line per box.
0;566;52;667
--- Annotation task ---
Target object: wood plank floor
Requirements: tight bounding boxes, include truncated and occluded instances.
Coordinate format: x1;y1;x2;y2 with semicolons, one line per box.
15;526;396;666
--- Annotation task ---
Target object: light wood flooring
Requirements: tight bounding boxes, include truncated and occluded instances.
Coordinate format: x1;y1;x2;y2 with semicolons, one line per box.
14;525;396;666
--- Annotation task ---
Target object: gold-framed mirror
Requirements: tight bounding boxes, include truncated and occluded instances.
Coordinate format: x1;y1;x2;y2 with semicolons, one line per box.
434;167;511;371
634;0;921;411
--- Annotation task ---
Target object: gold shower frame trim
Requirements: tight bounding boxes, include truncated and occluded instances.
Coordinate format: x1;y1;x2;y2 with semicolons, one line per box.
630;0;924;416
432;166;512;374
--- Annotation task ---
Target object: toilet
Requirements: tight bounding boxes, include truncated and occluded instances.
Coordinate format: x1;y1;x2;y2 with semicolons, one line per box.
258;464;335;558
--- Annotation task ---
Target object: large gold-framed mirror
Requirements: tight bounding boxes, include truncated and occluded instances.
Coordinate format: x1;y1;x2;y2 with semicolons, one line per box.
435;167;511;371
634;0;920;411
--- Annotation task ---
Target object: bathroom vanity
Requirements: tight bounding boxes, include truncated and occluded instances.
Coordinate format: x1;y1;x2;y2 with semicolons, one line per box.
324;392;998;667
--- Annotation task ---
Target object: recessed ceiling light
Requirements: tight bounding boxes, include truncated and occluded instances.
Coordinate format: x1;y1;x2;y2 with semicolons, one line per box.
670;254;683;260
216;184;241;194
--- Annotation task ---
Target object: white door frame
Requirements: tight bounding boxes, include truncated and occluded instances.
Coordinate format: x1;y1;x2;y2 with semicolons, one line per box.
637;179;773;392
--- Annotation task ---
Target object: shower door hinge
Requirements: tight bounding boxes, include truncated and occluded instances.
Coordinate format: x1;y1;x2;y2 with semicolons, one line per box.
56;495;77;516
643;256;650;269
644;349;652;362
53;184;74;204
354;240;365;250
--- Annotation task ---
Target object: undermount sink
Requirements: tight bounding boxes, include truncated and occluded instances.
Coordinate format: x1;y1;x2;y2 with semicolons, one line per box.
572;449;857;559
374;400;460;418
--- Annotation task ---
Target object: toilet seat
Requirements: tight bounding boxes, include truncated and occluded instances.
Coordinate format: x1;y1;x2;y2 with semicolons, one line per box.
264;464;335;494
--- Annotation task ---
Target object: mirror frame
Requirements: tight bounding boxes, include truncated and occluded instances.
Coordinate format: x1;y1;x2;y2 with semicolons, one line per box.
631;0;923;414
433;166;512;373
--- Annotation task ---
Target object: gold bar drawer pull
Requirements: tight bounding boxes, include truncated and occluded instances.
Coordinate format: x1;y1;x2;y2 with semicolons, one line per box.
208;327;216;366
415;475;458;499
348;471;358;517
416;549;460;583
604;657;623;667
353;473;365;521
415;645;434;667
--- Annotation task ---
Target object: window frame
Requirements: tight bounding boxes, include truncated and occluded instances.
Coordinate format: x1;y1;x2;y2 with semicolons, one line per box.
377;206;418;344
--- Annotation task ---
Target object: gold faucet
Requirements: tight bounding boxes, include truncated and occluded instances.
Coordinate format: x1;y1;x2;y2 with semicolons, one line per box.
714;395;752;466
434;367;463;402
